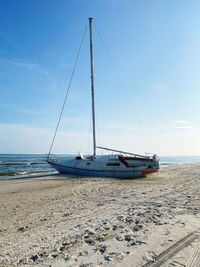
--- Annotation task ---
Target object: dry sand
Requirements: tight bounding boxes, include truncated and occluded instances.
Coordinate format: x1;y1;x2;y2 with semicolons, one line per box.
0;164;200;266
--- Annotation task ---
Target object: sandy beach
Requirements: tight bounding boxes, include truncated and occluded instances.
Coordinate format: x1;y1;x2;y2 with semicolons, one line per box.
0;164;200;266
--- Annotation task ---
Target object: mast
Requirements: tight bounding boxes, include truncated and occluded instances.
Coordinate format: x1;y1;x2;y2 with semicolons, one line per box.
89;18;96;157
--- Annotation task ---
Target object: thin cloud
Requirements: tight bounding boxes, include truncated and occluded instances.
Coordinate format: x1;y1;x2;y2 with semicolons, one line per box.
6;59;50;77
172;120;194;129
173;120;189;124
175;126;194;129
0;57;60;93
6;60;35;68
99;122;137;132
0;58;52;79
0;122;95;154
0;103;40;116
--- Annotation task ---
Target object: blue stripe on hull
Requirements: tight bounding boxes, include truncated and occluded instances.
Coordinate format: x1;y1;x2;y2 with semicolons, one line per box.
50;163;144;178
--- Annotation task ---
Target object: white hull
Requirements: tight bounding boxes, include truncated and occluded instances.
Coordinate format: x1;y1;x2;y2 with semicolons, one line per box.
47;155;159;178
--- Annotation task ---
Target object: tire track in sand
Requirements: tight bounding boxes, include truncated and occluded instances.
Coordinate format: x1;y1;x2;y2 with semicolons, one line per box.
71;182;135;203
71;182;104;200
143;231;199;267
187;244;200;267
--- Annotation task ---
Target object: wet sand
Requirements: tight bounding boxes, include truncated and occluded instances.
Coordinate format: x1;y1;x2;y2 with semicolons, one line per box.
0;164;200;266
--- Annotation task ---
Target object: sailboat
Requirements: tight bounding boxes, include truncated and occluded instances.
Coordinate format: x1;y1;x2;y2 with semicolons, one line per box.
47;18;159;178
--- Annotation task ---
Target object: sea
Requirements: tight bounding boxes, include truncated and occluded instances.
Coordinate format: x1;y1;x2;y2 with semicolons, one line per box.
0;154;200;180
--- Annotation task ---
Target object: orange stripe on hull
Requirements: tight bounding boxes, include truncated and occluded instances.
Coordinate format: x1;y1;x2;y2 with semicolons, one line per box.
142;169;158;175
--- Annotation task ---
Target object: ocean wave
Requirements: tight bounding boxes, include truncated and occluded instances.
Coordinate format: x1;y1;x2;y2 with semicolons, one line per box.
0;171;33;176
160;162;175;166
0;170;56;177
0;162;46;166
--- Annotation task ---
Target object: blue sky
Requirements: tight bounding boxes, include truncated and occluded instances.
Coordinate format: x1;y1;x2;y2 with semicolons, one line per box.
0;0;200;155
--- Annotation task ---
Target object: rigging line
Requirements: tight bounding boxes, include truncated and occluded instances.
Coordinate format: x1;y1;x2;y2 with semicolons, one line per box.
94;22;153;153
47;27;87;159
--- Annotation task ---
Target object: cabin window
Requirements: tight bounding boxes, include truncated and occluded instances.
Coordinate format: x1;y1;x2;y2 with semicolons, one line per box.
106;163;120;166
87;163;90;165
